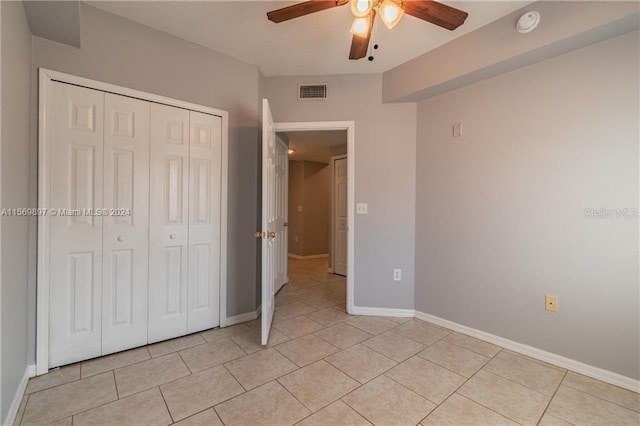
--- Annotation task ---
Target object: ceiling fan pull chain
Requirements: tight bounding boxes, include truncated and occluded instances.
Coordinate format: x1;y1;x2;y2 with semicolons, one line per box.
368;17;378;61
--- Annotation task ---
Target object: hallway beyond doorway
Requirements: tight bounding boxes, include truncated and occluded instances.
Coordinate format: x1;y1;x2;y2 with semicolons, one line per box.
275;258;346;315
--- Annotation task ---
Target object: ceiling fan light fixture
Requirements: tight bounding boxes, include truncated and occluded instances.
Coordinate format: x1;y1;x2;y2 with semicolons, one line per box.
379;0;404;29
350;15;371;37
350;0;373;17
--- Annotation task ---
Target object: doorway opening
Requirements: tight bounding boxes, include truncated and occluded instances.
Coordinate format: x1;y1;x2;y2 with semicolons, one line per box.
273;121;355;317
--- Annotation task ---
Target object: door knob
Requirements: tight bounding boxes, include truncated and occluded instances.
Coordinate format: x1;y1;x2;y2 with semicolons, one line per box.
283;221;289;227
267;231;276;239
170;234;177;240
117;236;124;242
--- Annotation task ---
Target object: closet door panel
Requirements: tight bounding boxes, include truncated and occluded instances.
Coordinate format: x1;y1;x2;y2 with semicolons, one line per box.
102;93;150;354
149;104;190;343
49;82;104;367
187;111;221;332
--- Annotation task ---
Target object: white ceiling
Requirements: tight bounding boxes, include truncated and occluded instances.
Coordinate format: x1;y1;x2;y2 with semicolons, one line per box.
87;0;533;76
279;130;347;163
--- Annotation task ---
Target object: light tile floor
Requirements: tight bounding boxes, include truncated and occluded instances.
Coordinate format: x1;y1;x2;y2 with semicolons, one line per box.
16;258;640;425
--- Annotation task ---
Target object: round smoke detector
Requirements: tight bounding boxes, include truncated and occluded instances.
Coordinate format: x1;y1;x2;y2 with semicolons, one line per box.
516;11;540;33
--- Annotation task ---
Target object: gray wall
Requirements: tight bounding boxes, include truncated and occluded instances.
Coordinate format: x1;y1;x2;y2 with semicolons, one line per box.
415;31;639;379
287;161;331;257
1;1;31;421
265;74;416;309
288;161;305;256
303;161;330;256
30;3;261;327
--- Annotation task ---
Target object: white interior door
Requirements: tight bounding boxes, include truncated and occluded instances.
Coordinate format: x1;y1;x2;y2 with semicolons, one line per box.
274;138;288;293
333;156;348;276
49;82;104;367
261;99;277;345
187;111;221;333
102;93;150;354
148;103;190;343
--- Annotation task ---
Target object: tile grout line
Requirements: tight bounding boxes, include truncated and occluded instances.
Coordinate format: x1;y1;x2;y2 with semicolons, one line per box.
322;347;398;386
338;386;384;425
560;380;640;414
176;350;194;376
81;351;154;379
439;334;502;358
481;362;563;400
359;338;423;365
383;373;445;408
221;360;253;393
112;370;120;400
536;369;568;425
276;377;316;419
158;385;176;424
414;345;492;379
23;374;83;398
53;372;121;426
422;347;529;425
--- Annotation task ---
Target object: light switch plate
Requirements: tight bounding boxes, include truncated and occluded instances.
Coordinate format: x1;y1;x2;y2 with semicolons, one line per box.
453;122;462;138
356;203;368;214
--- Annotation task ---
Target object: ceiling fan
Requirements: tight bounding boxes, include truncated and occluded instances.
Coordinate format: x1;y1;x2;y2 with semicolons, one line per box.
267;0;469;60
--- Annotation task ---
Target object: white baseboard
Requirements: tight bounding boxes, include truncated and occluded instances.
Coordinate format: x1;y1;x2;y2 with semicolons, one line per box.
414;311;640;393
350;305;415;318
288;253;329;260
225;306;261;326
3;364;35;426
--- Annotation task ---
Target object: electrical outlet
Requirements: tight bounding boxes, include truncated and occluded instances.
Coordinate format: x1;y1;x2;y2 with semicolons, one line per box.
545;295;558;312
393;269;402;282
356;203;368;214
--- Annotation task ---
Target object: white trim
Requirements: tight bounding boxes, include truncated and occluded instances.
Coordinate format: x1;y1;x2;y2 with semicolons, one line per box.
0;2;3;416
36;68;229;374
415;311;640;393
219;97;229;328
2;365;35;426
330;154;347;276
350;306;415;318
274;121;355;315
225;305;261;327
287;253;329;260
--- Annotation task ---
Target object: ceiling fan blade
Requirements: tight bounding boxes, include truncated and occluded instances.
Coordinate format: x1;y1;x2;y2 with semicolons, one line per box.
349;10;375;60
267;0;348;23
402;0;468;31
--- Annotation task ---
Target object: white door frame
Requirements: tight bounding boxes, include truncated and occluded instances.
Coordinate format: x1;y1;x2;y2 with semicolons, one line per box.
274;121;355;314
36;68;229;375
276;137;289;292
330;155;348;275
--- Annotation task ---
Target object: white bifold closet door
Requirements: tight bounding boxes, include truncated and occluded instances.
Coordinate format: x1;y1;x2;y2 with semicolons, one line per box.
48;81;221;366
49;84;151;366
49;83;105;367
102;93;150;355
148;105;221;343
187;111;222;333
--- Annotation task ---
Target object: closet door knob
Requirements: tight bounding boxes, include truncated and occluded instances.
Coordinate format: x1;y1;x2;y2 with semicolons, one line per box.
117;236;125;242
170;234;177;240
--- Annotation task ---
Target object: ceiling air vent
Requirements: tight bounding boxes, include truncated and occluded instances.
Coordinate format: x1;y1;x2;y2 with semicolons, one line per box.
298;83;327;101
